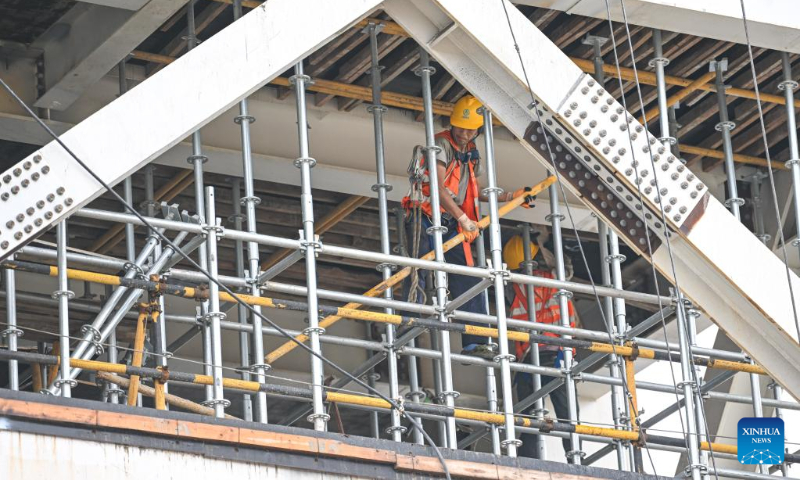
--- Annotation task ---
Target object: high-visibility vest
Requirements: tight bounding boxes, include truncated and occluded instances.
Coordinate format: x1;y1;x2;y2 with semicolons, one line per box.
402;130;481;265
510;270;575;360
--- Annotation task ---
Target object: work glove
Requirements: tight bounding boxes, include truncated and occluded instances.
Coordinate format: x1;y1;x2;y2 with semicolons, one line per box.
457;213;480;243
512;187;537;209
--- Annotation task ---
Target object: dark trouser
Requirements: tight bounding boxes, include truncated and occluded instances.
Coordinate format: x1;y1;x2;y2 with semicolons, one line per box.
402;214;487;347
516;350;580;459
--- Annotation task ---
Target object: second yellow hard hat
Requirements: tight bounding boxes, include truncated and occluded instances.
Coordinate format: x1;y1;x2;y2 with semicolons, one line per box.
503;235;539;271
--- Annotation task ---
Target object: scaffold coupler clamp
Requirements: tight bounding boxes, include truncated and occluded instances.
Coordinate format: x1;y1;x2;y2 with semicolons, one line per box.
80;324;104;355
288;72;314;87
683;463;709;477
487;259;511;285
0;326;23;339
385;399;408;435
299;231;321;258
634;427;648;449
545;213;566;223
566;449;587;461
250;362;272;373
540;417;555;434
362;20;385;36
202;397;231;409
123;261;146;279
481;185;504;200
626;341;640;361
202;218;225;240
501;438;523;450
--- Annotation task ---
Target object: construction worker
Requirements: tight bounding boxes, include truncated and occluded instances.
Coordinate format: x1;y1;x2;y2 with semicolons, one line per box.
402;95;536;359
503;232;580;459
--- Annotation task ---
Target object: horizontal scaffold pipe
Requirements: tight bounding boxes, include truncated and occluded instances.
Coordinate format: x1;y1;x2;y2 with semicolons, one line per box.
73;219;673;308
11;246;752;365
1;348;795;464
1;259;762;376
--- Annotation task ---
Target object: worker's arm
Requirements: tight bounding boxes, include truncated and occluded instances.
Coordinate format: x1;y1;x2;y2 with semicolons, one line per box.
476;173;535;206
436;162;466;219
436;162;479;242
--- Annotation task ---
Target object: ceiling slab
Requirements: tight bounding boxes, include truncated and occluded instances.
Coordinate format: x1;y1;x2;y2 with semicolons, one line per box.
513;0;800;54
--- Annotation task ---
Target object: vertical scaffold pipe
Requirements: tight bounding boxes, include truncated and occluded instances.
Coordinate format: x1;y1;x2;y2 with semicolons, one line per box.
204;187;228;418
520;224;546;460
548;184;582;463
478;212;501;455
598;221;628;470
685;302;709;477
712;60;764;428
608;229;634;467
230;177;253;421
752;166;787;479
4;255;20;390
395;209;425;445
366;21;404;441
482;108;519;457
675;293;703;480
712;60;744;219
587;34;627;470
234;0;267;424
417;49;458;448
651;30;675;146
186;0;213;404
55;222;75;397
781;52;800;266
291;61;328;432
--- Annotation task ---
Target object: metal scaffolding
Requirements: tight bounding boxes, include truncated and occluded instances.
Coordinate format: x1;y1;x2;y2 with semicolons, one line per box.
1;2;799;480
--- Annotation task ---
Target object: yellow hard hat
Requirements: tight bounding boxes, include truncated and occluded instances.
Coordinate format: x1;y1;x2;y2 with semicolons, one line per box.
450;95;485;130
503;235;539;270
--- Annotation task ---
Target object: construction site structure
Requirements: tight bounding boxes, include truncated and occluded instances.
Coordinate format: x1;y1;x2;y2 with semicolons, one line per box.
0;0;799;478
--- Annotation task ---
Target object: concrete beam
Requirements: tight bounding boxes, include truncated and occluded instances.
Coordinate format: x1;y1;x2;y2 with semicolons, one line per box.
513;0;800;54
33;0;189;111
0;0;383;256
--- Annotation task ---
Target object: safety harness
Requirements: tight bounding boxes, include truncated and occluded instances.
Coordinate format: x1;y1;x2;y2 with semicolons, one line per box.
402;130;480;265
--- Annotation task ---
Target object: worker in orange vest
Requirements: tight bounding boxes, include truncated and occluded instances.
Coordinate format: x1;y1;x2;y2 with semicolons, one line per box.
402;95;537;359
503;232;580;459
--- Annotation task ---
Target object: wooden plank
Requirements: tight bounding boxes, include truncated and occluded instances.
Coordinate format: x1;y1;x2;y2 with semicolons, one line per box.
340;43;418;112
176;420;238;443
238;427;318;454
317;438;396;464
126;311;149;406
0;398;98;425
402;455;500;479
532;8;559;30
316;33;406;107
497;465;548;480
97;410;179;436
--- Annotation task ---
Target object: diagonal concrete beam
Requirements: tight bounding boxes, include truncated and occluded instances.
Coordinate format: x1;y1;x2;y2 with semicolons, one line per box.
2;0;381;257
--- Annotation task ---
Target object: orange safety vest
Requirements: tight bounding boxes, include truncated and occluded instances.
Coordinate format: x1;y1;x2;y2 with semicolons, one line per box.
509;270;575;360
402;130;481;265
